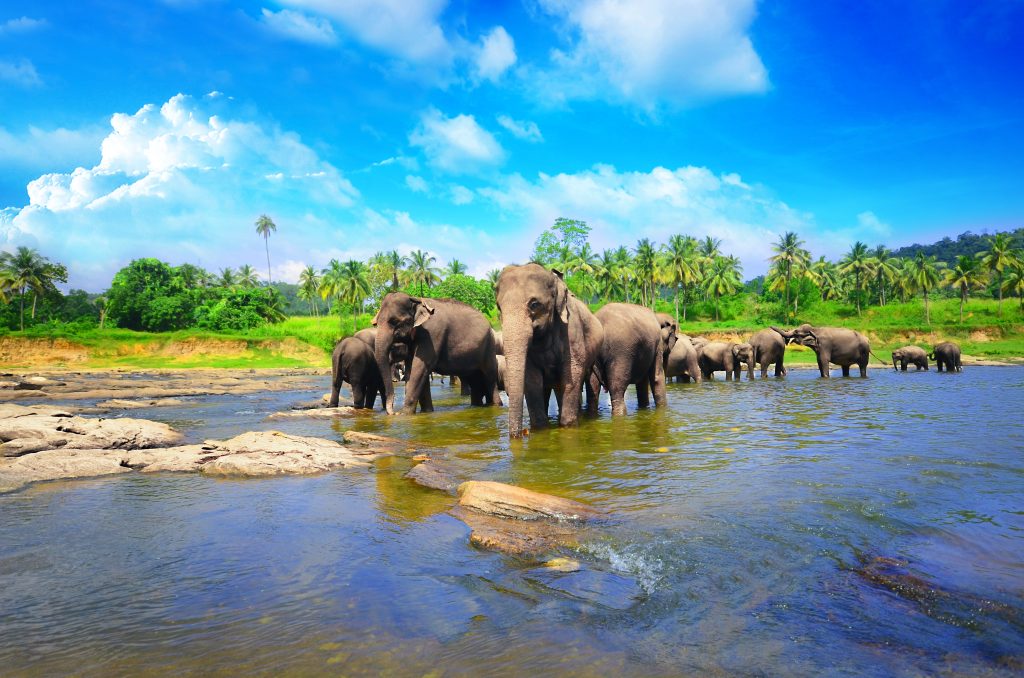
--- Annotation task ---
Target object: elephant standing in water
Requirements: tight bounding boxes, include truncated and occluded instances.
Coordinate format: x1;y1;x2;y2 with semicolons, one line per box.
665;334;702;383
772;324;871;377
748;328;787;377
372;293;500;414
892;345;929;371
930;341;963;372
591;303;668;416
697;341;743;380
330;337;385;409
496;264;604;438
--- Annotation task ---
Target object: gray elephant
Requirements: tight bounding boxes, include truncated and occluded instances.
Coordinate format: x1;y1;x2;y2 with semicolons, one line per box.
492;329;504;356
665;334;702;383
892;345;929;371
590;303;668;416
748;328;787;378
330;337;385;409
772;324;870;377
496;264;604;438
654;313;680;360
372;292;500;414
697;341;742;380
732;342;756;380
495;354;506;392
690;336;710;351
930;341;962;372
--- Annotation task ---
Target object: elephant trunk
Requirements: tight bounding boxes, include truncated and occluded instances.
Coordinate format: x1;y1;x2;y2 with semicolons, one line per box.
502;324;531;438
374;332;397;414
892;356;899;371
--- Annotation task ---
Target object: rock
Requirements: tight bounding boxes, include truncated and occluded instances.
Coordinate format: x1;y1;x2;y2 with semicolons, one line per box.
405;461;460;492
543;557;581;573
265;407;355;420
0;381;20;390
1;438;59;457
19;376;66;388
523;566;642;610
95;398;185;409
451;506;584;557
342;430;416;456
0;449;131;494
456;481;602;522
198;431;377;476
0;405;182;452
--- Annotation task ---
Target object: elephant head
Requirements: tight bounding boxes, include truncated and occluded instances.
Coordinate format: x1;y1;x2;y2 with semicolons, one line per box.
655;313;679;360
496;263;570;437
771;324;814;345
372;292;434;414
732;342;753;364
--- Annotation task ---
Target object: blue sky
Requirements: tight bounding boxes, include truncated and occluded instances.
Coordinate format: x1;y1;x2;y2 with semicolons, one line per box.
1;0;1022;291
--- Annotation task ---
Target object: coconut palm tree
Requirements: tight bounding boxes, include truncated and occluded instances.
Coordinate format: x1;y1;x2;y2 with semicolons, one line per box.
237;264;260;289
979;233;1021;317
906;252;946;324
613;246;635;302
704;255;742;322
255;214;277;285
1001;260;1024;312
485;268;501;291
371;250;407;291
443;258;468;278
298;265;321;317
0;247;45;330
768;231;810;317
319;259;345;314
943;255;986;323
217;267;238;288
870;246;899;307
633;238;657;308
407;249;440;296
809;257;842;301
838;241;873;314
661;235;701;322
339;260;372;332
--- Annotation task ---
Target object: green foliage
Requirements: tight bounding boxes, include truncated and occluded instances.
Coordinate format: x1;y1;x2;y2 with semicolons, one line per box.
195;287;286;331
893;228;1024;265
532;218;591;265
407;274;495;314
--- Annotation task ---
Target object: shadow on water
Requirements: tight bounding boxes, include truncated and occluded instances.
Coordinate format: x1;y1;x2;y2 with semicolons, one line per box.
2;368;1023;675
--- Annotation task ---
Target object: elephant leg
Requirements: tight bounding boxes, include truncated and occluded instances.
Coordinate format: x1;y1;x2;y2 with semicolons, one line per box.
351;383;366;409
468;374;485;406
401;357;432;415
524;367;548;430
585;373;600;412
817;354;830;378
652;359;667;407
329;379;342;407
418;383;434;412
636;377;651;408
609;385;628;416
842;364;851;377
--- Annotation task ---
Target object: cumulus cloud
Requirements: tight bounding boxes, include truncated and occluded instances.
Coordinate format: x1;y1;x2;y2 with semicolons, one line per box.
0;93;360;289
450;185;474;205
408;108;505;174
0;16;48;35
856;211;892;238
260;8;338;45
0;59;42;87
276;0;453;67
496;115;543;143
472;26;516;83
530;0;769;109
478;163;813;275
0;125;105;171
405;175;429;193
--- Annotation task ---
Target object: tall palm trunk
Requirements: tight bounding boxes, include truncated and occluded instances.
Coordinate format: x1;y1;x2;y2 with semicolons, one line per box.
924;289;930;324
960;289;966;324
264;238;272;286
19;285;25;331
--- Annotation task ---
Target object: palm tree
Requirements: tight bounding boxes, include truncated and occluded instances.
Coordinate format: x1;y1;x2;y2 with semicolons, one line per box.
298;265;321;317
1001;260;1024;312
319;259;345;314
661;235;701;322
407;249;440;296
838;241;873;314
809;257;841;301
255;214;277;285
444;258;468;277
698;236;722;259
870;246;899;307
95;296;109;329
485;268;501;291
634;238;657;308
217;267;238;288
1;247;47;330
339;260;372;332
943;255;986;323
894;258;916;303
906;252;945;324
704;255;742;322
371;250;407;291
237;264;260;289
768;231;810;317
979;233;1021;317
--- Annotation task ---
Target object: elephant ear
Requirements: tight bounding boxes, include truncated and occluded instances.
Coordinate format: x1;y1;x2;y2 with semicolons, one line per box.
413;299;435;328
553;274;571;323
371;308;380;326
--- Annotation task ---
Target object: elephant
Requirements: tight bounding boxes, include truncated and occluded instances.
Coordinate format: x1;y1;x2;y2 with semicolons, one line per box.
492;329;504;356
930;341;962;372
748;328;787;378
654;313;680;361
690;336;710;351
732;342;756;380
892;345;929;371
771;324;870;377
495;354;506;392
496;263;604;438
665;334;702;383
590;303;668;416
372;292;500;414
352;327;407;382
330;337;385;409
697;341;742;380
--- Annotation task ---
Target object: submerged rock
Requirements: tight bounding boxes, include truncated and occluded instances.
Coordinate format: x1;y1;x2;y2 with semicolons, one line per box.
456;481;602;521
95;398;185;409
405;460;460;492
342;430;416;455
451;506;584;557
265;407;356;420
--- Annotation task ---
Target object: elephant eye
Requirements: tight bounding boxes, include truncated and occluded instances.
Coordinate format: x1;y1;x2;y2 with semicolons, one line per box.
528;299;541;312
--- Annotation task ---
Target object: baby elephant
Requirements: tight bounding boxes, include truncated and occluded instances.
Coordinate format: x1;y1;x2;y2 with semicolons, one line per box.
891;345;929;371
330;337;385;409
930;341;962;372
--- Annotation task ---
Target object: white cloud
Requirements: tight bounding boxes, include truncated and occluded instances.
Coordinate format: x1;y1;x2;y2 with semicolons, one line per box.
276;0;453;67
478;164;813;276
408;108;505;174
472;26;516;83
0;59;41;87
405;175;429;193
450;185;474;205
0;125;105;171
260;8;338;45
0;16;48;35
856;211;892;238
271;259;310;284
0;93;361;290
496;115;543;143
531;0;769;110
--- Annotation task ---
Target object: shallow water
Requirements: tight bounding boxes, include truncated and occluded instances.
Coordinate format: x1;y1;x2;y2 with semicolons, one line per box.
2;368;1023;676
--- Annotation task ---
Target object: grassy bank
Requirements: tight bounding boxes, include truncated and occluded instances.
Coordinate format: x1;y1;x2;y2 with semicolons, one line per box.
1;297;1021;369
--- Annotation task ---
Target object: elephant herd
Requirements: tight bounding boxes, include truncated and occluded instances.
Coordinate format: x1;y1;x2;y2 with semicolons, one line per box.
330;263;965;439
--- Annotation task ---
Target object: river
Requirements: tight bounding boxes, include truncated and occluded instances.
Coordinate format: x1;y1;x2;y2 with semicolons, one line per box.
1;367;1022;676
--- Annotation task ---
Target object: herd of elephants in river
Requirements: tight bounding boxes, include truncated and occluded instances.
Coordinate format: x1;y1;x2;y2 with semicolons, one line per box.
330;263;965;438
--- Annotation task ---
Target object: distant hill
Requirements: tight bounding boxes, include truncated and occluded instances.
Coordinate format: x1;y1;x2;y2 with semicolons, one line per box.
892;228;1024;264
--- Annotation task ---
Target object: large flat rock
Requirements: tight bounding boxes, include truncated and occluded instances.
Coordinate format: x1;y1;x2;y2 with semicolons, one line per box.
0;404;182;457
456;481;602;521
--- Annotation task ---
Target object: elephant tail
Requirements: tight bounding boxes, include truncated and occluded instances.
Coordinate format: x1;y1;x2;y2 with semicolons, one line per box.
868;349;890;366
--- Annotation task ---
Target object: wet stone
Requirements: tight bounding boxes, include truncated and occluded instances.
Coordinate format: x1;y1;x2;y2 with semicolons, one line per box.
405;460;460;492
